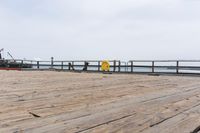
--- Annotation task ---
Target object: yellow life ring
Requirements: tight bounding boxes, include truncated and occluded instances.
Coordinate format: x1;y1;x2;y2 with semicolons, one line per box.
101;61;110;71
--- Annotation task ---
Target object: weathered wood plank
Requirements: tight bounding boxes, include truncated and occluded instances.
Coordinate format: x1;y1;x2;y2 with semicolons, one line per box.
0;71;200;133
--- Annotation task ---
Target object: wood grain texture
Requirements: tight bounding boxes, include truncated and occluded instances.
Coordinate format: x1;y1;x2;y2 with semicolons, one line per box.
0;71;200;133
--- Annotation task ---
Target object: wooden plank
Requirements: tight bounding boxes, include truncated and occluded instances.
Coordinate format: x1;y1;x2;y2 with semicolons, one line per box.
0;71;200;133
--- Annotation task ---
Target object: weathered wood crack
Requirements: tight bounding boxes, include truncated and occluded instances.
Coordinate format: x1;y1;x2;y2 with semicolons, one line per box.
150;102;200;127
75;113;136;133
191;125;200;133
29;112;41;118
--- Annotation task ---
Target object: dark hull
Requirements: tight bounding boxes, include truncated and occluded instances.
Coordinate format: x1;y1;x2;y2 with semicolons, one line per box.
0;61;32;69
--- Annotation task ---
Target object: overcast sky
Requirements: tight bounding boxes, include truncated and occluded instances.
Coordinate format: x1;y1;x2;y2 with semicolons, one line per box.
0;0;200;61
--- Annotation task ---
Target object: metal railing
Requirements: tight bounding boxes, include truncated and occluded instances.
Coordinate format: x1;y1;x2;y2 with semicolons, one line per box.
1;59;200;75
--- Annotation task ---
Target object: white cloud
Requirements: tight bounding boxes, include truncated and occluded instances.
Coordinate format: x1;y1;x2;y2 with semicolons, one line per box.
0;0;200;60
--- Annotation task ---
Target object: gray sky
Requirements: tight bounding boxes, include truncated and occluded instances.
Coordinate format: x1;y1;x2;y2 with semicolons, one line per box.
0;0;200;61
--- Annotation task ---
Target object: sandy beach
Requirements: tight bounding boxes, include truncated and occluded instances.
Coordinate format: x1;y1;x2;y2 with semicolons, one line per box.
0;71;200;133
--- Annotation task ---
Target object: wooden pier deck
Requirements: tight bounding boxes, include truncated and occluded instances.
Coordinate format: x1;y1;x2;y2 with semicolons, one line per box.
0;71;200;133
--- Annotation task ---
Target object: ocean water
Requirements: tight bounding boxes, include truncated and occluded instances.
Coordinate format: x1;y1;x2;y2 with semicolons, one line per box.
30;65;200;74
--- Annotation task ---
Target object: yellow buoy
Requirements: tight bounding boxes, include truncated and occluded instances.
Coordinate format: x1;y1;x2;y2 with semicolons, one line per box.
101;60;110;71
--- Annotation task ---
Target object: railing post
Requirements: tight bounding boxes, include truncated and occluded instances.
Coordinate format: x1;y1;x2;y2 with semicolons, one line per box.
83;61;88;71
118;61;121;72
68;62;71;70
176;61;179;74
125;62;128;72
98;61;100;71
51;57;54;69
131;61;133;72
113;60;116;72
152;61;155;73
21;60;23;68
61;61;63;70
72;61;74;70
37;61;40;69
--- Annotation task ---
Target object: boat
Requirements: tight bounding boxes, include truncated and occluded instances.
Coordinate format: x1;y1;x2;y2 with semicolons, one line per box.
0;48;32;70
